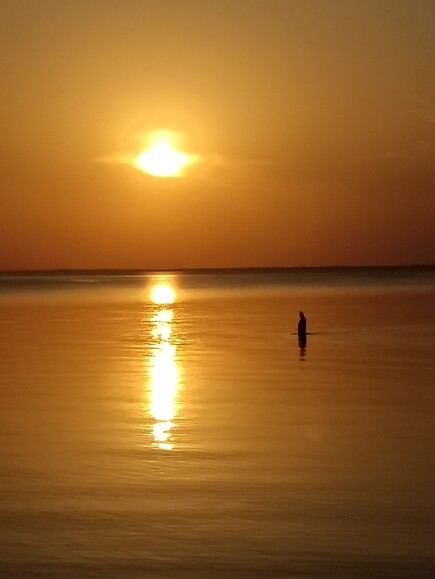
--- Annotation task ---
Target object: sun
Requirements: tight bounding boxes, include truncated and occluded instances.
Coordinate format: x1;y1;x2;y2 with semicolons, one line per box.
135;132;193;178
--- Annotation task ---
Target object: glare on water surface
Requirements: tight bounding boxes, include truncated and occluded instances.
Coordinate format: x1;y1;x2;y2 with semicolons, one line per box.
147;283;180;450
150;283;176;305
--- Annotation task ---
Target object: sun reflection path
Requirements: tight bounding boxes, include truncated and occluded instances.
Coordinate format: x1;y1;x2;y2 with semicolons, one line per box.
148;283;179;450
151;284;175;305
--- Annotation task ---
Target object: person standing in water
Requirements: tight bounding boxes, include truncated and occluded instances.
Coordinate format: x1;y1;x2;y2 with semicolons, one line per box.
298;311;307;346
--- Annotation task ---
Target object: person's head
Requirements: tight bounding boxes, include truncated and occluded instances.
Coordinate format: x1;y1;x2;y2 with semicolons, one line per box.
299;311;304;319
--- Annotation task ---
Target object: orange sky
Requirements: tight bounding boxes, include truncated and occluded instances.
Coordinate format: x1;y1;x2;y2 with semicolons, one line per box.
1;0;434;270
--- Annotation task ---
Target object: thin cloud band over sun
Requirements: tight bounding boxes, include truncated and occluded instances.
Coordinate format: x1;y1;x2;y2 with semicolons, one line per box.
98;130;201;178
97;130;268;179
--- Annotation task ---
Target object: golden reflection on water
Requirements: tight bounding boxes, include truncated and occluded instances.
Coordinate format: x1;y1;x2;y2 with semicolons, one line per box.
148;282;179;450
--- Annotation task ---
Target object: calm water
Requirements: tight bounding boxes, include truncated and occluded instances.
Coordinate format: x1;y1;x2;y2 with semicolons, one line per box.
0;268;434;578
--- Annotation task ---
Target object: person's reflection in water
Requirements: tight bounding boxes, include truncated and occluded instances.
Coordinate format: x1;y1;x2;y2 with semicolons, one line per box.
299;339;307;361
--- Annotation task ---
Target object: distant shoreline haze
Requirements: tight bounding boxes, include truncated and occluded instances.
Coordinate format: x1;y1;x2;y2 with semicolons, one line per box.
0;264;434;276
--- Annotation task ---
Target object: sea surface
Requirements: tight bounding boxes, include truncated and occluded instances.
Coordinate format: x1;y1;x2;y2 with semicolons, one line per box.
0;267;434;578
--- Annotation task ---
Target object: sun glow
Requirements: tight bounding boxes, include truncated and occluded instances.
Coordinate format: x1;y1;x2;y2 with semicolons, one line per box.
135;132;192;177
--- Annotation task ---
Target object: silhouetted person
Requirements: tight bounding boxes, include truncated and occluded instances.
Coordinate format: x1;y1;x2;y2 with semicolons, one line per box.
298;311;307;347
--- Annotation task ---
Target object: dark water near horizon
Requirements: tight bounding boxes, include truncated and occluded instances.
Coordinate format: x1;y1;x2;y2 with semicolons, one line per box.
1;268;434;578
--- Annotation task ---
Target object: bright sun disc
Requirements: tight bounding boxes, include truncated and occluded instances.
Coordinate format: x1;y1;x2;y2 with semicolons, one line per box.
136;137;191;178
